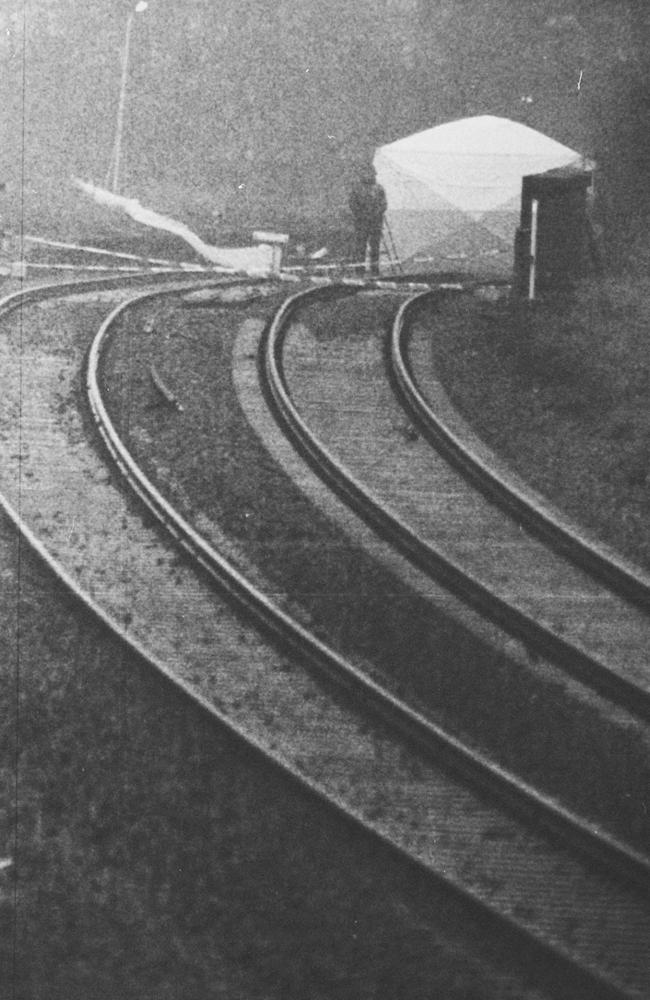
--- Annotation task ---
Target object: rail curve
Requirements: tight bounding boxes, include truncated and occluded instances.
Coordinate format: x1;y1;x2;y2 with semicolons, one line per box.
262;283;650;724
391;289;650;607
0;275;647;998
83;281;650;998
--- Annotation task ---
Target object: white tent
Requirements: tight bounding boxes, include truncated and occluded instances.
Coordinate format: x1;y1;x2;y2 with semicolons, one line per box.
374;115;588;273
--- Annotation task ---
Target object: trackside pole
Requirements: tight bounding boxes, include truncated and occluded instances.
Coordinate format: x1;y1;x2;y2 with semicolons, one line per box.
110;12;134;194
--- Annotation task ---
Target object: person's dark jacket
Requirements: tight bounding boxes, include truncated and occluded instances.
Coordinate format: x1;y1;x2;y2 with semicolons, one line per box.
349;178;387;231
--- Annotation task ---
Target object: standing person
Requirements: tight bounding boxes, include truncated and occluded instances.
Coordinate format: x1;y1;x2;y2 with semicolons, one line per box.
349;166;387;275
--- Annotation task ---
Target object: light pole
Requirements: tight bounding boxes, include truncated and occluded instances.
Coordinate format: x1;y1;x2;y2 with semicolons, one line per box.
109;1;148;193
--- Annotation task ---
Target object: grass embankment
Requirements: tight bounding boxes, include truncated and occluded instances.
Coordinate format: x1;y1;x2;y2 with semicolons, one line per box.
427;277;650;571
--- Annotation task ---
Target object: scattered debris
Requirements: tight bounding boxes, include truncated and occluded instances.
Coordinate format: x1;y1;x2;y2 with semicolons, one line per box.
474;284;510;303
149;365;184;412
182;285;265;307
396;422;419;443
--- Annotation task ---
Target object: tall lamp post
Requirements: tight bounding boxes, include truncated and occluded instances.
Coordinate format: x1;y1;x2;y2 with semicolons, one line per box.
110;1;148;193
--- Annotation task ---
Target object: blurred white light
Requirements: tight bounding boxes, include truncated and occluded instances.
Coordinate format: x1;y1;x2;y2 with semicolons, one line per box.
135;2;148;12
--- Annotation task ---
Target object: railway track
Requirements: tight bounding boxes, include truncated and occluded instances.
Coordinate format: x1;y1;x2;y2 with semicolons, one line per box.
392;288;650;605
76;279;650;997
263;283;650;714
258;282;650;839
0;273;647;996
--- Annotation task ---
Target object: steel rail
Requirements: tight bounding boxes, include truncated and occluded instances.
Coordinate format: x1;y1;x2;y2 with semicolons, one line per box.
391;289;650;609
262;283;650;722
0;269;225;322
4;273;645;998
87;284;650;891
86;282;650;998
0;276;457;865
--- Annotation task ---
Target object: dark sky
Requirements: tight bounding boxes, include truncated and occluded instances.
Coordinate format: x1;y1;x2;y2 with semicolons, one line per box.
0;0;647;238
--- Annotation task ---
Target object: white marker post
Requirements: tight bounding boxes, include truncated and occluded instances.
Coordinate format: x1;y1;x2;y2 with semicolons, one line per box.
528;197;539;301
253;231;289;275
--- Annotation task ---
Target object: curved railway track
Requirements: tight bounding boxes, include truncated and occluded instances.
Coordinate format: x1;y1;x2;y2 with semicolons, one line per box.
86;280;650;998
391;289;650;606
259;283;650;857
1;275;649;998
99;279;650;860
263;284;650;722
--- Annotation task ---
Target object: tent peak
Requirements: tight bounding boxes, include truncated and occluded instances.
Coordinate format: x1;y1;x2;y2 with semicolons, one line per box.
380;116;579;161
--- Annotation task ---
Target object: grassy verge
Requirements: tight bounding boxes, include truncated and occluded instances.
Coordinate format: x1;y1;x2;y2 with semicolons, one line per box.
425;277;650;571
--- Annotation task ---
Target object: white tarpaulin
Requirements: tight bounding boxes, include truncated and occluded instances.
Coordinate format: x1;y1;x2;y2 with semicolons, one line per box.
374;115;588;271
74;178;276;275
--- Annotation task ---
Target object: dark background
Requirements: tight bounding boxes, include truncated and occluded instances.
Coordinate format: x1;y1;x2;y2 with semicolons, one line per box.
1;0;648;259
